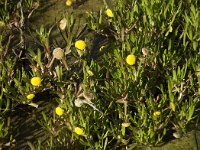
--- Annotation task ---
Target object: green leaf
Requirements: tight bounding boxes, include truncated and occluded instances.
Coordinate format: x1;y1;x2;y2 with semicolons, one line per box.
164;2;170;18
42;111;47;123
192;41;198;51
127;143;137;150
190;4;196;17
103;137;108;150
37;48;42;68
134;4;138;13
188;28;193;40
168;39;172;50
130;32;136;43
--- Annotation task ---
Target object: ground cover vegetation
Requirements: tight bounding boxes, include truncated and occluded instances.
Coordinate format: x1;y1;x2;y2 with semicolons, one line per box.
0;0;200;149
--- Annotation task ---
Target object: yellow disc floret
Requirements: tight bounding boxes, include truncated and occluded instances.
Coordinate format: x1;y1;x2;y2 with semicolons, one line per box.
74;127;84;135
126;54;136;65
26;94;35;100
55;107;64;116
75;40;86;50
31;77;41;86
66;0;72;6
153;111;161;117
105;9;114;17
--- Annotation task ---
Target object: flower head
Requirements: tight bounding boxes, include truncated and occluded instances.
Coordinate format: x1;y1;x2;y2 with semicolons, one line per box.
53;48;64;60
126;54;136;65
105;9;114;17
75;40;86;50
31;77;41;86
74;127;84;135
66;0;72;6
153;111;161;117
55;107;64;116
26;93;35;100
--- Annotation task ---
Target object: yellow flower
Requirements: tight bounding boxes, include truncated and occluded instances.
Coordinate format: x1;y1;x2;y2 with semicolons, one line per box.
126;54;136;65
74;127;84;135
55;107;64;116
31;77;41;86
26;94;35;100
105;9;114;17
153;111;161;117
66;0;72;6
75;40;86;50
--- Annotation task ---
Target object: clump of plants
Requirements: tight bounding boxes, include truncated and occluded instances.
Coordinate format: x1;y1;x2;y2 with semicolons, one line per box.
1;0;200;149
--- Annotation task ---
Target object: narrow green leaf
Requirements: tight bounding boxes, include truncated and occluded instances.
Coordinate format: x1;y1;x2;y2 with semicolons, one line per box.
193;41;198;51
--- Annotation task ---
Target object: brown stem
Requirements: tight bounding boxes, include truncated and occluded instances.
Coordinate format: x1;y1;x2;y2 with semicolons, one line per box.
62;58;69;70
47;57;55;68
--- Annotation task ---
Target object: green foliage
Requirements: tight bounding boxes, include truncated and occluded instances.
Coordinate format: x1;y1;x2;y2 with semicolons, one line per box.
1;0;200;149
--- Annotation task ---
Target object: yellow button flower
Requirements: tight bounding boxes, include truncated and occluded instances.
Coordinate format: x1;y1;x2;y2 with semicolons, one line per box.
66;0;72;6
75;40;86;50
26;94;35;100
74;127;84;135
31;77;41;86
55;107;64;116
105;9;114;17
153;111;161;117
126;54;136;65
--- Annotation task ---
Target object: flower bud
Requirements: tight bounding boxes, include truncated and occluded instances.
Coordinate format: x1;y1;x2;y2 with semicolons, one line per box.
74;98;84;107
59;18;67;31
53;48;64;60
